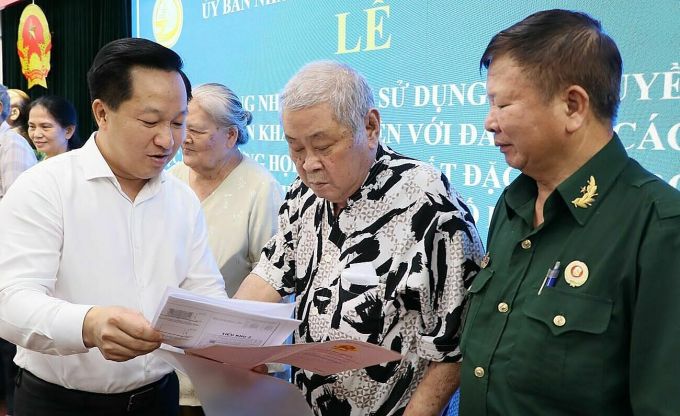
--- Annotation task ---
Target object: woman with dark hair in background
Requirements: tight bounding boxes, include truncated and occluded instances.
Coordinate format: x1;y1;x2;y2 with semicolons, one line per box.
28;95;78;160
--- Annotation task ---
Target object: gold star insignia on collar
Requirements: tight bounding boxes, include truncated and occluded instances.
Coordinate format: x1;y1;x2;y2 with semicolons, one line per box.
571;176;598;208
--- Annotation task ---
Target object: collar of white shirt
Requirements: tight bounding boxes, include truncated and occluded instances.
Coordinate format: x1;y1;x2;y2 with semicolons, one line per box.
81;132;167;196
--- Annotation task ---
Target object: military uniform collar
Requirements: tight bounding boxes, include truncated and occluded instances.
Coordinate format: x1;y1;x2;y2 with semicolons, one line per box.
555;134;629;225
504;134;629;226
503;174;536;225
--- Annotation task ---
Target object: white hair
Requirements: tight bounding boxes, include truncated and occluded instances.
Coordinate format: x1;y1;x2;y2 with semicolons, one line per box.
280;61;374;136
191;83;252;145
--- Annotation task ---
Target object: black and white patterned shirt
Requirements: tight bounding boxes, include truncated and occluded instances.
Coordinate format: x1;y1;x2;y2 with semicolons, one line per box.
253;144;484;415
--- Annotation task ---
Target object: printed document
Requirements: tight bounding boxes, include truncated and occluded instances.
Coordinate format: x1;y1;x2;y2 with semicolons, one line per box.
152;286;402;375
151;287;299;348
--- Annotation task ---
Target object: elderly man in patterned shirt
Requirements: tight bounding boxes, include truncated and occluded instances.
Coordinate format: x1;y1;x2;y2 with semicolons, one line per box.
235;60;484;416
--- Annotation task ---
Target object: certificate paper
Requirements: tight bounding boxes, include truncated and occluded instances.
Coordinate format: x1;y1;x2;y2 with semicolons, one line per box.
152;287;402;375
188;339;403;376
151;287;299;348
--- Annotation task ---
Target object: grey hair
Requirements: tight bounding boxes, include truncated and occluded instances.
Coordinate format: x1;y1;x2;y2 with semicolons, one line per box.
280;60;374;136
0;85;10;121
191;83;252;145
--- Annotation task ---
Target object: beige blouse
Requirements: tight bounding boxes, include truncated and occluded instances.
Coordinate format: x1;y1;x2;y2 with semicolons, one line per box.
171;156;283;296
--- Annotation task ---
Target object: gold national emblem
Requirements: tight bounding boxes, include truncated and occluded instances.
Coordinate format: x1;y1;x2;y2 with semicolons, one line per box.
17;4;52;88
564;260;589;287
571;176;598;208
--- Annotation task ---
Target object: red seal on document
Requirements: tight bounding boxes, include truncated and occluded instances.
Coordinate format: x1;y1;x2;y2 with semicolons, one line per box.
565;260;589;287
333;344;358;353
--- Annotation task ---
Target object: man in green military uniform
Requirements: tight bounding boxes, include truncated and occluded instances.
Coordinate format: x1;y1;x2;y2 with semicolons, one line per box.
459;9;680;415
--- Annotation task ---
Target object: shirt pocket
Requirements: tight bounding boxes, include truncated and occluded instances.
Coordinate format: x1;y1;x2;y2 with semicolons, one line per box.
460;267;495;353
336;278;394;344
507;288;613;407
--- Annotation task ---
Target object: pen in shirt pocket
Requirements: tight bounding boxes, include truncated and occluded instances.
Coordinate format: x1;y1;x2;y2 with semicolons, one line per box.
537;261;561;295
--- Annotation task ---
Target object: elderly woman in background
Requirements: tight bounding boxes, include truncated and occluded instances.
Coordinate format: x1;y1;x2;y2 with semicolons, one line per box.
170;83;284;415
171;83;283;295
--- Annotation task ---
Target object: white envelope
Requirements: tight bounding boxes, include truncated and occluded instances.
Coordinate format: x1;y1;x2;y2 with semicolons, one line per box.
155;347;313;416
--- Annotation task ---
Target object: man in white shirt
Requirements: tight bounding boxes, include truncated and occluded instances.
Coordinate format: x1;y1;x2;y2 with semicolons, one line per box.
0;38;227;415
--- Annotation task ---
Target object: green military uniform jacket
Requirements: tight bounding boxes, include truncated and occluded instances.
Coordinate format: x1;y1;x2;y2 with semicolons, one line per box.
460;135;680;415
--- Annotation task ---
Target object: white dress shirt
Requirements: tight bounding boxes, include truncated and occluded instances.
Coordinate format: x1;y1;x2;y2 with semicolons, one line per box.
0;134;227;393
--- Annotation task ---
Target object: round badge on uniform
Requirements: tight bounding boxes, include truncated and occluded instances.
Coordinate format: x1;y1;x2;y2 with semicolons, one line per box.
565;260;589;287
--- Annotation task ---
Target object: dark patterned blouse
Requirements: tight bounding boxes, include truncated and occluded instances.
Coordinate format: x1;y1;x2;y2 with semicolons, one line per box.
253;144;484;415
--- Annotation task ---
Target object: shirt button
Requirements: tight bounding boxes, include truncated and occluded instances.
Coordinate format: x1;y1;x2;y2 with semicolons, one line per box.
497;302;509;313
553;315;566;327
474;367;485;378
521;239;532;249
323;253;331;263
